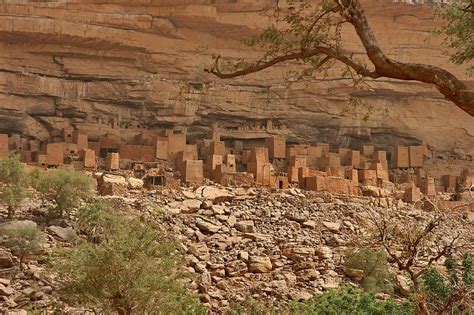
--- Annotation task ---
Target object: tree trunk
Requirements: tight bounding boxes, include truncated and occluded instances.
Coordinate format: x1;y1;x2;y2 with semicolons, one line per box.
336;0;474;116
411;274;430;315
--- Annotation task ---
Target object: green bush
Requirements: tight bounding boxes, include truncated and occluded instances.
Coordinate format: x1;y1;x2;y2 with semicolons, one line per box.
345;249;394;294
4;221;44;269
51;203;205;315
289;286;414;315
422;253;473;314
33;167;93;218
226;287;414;315
76;201;114;242
0;153;30;217
228;295;279;315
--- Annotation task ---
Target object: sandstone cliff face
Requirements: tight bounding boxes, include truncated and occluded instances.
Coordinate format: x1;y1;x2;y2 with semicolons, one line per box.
0;0;473;154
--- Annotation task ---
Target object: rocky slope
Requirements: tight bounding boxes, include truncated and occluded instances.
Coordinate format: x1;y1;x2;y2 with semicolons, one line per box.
1;182;473;313
0;0;473;153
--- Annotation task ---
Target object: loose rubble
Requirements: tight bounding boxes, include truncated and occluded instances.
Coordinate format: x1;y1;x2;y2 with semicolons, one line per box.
0;182;473;313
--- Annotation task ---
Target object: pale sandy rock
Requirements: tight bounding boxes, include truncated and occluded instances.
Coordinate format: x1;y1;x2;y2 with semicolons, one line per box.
0;250;14;268
196;186;234;203
225;260;248;277
238;251;249;262
47;226;77;243
98;174;127;196
343;267;365;282
292;291;314;301
182;199;202;210
315;246;333;260
322;221;341;233
0;284;14;296
396;275;411;297
235;220;255;233
182;191;197;199
127;177;144;190
0;278;10;286
0;220;38;232
195;218;221;234
302;220;316;229
248;256;272;273
211;205;226;215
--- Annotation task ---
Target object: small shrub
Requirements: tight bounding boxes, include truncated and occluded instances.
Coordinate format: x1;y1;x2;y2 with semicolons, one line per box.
4;221;44;269
289;286;415;315
33;167;93;218
228;295;279;315
77;200;117;242
422;253;473;314
0;153;30;217
345;249;394;294
51;203;205;314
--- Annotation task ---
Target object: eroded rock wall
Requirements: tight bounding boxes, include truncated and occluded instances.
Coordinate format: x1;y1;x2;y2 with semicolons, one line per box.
0;0;473;154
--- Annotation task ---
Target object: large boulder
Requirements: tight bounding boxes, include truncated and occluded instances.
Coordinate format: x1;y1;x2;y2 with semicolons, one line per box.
182;199;202;212
127;177;144;190
0;250;13;269
195;218;221;234
322;221;341;233
47;226;77;243
235;220;255;233
344;267;365;282
0;220;37;233
98;174;127;196
195;186;234;203
225;260;248;277
0;284;14;296
396;275;411;297
248;256;272;273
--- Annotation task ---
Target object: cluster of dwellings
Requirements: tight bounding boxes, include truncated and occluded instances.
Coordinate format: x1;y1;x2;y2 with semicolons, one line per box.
0;128;469;203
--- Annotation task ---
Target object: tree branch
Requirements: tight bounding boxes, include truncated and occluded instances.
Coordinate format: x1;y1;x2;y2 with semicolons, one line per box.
335;0;474;116
206;0;474;116
205;46;380;79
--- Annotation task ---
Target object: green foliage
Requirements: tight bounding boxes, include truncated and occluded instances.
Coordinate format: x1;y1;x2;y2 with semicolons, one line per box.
32;167;93;218
0;153;30;217
289;286;414;315
77;200;114;241
227;287;413;315
240;0;345;81
435;1;474;75
4;221;44;268
51;203;205;315
345;249;394;294
228;295;279;315
421;253;473;314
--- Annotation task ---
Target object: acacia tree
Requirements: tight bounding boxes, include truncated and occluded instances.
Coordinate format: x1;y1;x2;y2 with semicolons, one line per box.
362;205;469;315
0;153;30;217
436;0;474;76
206;0;474;116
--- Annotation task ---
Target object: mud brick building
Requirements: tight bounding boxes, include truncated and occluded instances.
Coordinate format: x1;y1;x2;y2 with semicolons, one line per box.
0;123;455;203
0;134;9;158
182;160;204;184
391;146;410;168
265;137;286;159
106;153;119;171
46;143;64;166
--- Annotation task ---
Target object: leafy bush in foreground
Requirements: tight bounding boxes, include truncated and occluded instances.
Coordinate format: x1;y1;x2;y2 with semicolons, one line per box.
345;249;394;294
51;202;205;315
0;153;30;217
33;167;93;218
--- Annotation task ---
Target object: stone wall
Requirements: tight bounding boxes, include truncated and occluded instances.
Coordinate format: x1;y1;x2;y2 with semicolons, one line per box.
0;0;472;154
